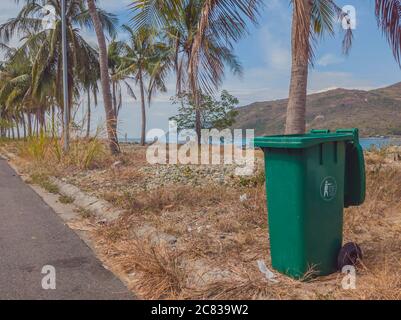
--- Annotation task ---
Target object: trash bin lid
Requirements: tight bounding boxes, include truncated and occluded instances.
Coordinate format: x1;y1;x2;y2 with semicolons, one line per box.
344;140;366;207
253;131;355;149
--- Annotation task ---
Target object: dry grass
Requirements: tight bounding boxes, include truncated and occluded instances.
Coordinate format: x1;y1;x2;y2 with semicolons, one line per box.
59;195;75;204
119;242;186;299
12;135;118;172
2;139;401;300
95;226;187;299
27;171;59;194
90;147;401;300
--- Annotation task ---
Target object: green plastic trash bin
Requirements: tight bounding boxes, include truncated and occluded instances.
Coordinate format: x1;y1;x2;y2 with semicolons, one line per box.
254;128;365;279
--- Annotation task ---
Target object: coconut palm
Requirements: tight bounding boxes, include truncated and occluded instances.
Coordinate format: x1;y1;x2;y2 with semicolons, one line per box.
114;25;172;146
87;0;120;154
0;46;36;138
80;60;99;138
285;0;353;134
108;38;125;119
131;0;256;143
0;45;61;138
375;1;401;64
107;38;137;123
0;0;117;143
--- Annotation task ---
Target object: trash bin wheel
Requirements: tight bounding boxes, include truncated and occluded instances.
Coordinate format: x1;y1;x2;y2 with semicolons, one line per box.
337;242;362;270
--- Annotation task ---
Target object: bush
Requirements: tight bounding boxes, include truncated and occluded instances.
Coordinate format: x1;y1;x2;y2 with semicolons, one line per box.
18;131;107;170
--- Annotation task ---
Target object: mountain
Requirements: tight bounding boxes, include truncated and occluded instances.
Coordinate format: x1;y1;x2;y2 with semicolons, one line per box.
235;82;401;137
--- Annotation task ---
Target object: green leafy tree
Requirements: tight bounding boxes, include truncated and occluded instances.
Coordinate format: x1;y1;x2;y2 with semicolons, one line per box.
171;90;239;131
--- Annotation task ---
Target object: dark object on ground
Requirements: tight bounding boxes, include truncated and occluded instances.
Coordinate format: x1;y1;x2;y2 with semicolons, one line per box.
337;242;363;270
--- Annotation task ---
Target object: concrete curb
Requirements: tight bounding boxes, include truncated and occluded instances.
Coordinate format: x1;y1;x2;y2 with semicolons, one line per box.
48;177;123;222
0;147;122;222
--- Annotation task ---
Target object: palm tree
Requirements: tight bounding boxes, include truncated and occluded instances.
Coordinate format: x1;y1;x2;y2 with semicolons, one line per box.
131;0;257;144
187;0;261;142
115;25;171;146
0;0;117;143
108;38;125;119
0;45;39;138
107;38;137;124
0;63;25;137
375;1;401;64
285;0;353;134
80;62;99;138
87;0;120;154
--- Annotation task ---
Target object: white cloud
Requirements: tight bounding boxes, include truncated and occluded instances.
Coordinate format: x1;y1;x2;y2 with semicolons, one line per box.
317;53;345;67
259;23;291;71
308;71;377;93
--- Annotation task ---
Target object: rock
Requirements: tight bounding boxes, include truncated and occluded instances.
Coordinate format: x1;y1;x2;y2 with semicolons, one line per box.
111;161;123;169
186;259;233;287
129;224;178;246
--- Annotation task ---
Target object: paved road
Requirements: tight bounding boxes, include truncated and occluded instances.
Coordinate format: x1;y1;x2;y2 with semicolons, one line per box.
0;158;133;300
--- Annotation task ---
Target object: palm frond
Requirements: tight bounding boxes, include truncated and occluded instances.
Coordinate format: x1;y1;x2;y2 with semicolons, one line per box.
375;0;401;64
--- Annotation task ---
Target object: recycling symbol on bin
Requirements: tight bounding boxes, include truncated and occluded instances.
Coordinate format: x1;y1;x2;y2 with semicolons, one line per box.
320;177;337;201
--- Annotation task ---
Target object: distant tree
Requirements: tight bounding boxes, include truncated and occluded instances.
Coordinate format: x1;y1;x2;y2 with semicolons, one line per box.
171;90;239;131
107;37;136;132
115;25;172;146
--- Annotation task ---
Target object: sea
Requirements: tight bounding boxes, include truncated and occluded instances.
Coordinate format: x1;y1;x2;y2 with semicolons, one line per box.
122;136;401;150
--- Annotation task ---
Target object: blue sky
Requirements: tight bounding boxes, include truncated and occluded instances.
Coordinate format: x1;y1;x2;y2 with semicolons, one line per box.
1;0;400;138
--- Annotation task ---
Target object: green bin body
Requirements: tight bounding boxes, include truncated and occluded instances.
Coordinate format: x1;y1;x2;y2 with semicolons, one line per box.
254;129;365;279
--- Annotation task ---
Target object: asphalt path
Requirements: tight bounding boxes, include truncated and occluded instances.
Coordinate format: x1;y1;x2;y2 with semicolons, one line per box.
0;158;133;300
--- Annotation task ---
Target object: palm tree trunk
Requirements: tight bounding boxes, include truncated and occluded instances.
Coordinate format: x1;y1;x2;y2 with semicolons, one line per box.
86;89;91;138
51;106;55;138
15;118;20;139
22;114;26;139
35;114;39;137
194;92;202;145
188;57;202;145
285;0;312;135
87;0;120;154
112;80;117;116
27;113;32;137
188;70;202;145
138;67;147;146
40;109;46;133
195;110;201;145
